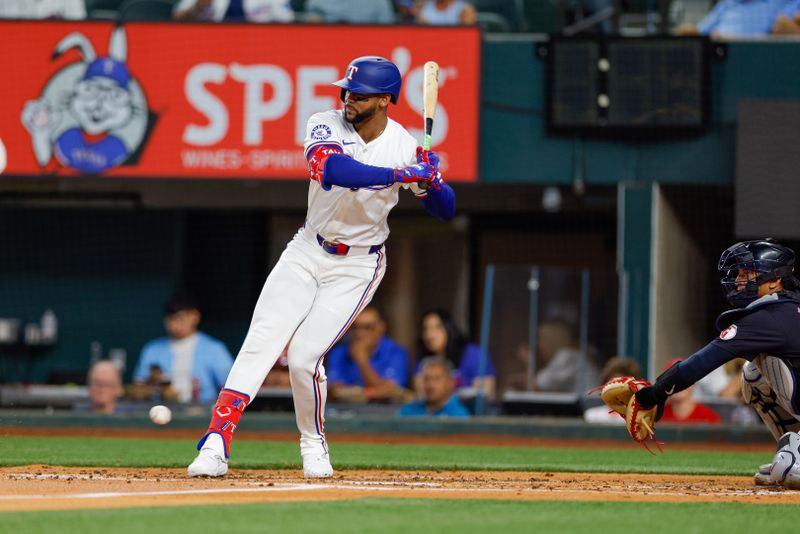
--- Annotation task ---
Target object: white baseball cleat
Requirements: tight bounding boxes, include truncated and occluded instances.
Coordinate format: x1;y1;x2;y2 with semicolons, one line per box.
768;432;800;490
754;463;777;486
303;452;333;478
188;434;228;477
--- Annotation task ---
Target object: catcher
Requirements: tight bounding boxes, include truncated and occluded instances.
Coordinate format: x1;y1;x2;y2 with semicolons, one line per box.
597;239;800;489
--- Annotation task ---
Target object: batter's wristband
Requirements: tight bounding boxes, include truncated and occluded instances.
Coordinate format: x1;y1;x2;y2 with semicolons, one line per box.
635;386;659;409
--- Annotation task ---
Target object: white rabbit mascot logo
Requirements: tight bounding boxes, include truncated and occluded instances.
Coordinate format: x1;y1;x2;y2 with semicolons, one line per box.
21;26;152;175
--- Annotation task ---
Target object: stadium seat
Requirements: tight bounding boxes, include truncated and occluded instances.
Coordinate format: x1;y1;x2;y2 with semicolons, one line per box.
476;11;512;32
469;0;526;31
85;0;124;19
118;0;176;21
668;0;713;26
524;0;560;33
614;0;672;34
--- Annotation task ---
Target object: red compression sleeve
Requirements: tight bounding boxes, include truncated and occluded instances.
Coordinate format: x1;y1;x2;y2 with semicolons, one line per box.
306;144;343;190
196;388;249;458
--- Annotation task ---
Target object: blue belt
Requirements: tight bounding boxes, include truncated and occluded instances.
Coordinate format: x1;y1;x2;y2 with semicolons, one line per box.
316;234;382;256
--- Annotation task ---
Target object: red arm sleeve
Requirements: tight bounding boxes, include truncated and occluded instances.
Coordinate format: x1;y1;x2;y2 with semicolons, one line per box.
306;143;344;189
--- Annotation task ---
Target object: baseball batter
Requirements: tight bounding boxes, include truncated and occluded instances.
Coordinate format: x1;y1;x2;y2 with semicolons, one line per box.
188;56;455;478
633;239;800;488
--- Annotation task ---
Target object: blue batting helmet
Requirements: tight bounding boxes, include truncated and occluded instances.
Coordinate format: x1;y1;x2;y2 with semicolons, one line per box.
718;239;797;307
332;56;402;104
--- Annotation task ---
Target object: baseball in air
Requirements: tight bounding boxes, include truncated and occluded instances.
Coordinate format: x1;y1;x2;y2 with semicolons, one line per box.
149;405;172;425
0;137;6;175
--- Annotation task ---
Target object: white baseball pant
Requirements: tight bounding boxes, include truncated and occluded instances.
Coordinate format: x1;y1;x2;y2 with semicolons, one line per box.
224;225;386;456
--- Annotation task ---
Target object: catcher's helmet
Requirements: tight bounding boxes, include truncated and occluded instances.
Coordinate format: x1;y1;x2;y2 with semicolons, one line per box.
332;56;402;104
718;239;797;307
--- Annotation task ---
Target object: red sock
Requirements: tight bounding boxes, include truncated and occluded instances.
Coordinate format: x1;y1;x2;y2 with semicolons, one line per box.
196;388;249;458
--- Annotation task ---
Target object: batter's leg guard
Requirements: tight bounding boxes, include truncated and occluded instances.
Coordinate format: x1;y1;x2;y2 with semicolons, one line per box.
742;360;800;441
197;388;250;458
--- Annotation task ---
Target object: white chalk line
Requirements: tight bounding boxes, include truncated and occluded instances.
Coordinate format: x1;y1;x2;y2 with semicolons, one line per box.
0;483;448;501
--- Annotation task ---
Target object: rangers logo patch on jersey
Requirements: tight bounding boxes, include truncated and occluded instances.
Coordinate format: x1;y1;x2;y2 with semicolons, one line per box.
311;124;332;141
720;324;738;340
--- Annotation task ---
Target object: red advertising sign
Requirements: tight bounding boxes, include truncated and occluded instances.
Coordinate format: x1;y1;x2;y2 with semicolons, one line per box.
0;21;480;181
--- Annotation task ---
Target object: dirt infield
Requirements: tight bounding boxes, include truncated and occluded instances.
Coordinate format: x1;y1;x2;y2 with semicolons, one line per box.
2;465;800;511
1;428;792;511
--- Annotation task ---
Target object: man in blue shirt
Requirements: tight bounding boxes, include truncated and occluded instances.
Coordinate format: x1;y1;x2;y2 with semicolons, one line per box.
133;293;233;404
326;306;408;403
398;356;470;417
675;0;786;37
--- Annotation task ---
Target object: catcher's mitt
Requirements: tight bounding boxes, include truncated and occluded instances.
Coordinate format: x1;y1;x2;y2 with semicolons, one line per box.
589;376;662;453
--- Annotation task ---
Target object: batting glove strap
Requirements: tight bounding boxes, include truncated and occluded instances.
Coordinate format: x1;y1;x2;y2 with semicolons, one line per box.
427;173;444;191
416;146;441;174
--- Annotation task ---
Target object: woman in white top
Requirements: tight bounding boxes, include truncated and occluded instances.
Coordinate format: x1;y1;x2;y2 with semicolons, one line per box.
416;0;477;25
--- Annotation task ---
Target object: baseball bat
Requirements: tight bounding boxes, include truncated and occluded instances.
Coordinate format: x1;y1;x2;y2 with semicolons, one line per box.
422;61;440;151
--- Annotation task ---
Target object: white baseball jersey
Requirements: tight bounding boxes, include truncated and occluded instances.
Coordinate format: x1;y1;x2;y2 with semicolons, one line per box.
303;110;418;246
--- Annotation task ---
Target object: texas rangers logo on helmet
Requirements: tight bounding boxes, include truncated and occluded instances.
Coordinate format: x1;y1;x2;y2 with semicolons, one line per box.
311;124;332;141
720;324;738;340
346;65;359;80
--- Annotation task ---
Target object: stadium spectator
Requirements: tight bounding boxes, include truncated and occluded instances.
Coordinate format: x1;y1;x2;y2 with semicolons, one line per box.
326;306;409;403
398;356;470;417
133;292;233;404
395;0;418;22
772;0;800;33
86;360;124;414
533;320;599;393
173;0;294;22
694;358;743;399
583;356;641;424
659;358;722;424
673;0;785;38
413;308;496;400
262;345;291;388
415;0;477;25
0;0;86;19
304;0;395;23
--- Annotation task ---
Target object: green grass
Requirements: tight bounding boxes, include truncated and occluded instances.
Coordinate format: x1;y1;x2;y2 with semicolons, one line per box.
4;499;800;534
0;435;769;475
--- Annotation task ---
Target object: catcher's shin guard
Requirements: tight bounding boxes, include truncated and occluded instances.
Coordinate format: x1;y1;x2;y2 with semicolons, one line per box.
742;359;800;441
197;388;250;458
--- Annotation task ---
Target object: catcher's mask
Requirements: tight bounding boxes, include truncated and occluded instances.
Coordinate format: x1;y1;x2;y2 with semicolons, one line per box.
718;239;797;308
